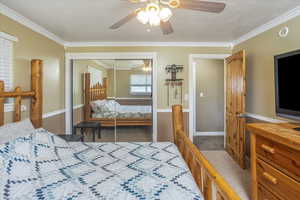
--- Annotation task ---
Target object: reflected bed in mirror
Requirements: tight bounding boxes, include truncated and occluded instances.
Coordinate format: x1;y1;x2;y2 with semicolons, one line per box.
72;59;153;142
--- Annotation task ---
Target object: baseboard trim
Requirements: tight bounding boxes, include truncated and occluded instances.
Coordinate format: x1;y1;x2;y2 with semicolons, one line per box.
246;112;286;123
194;131;225;136
43;109;65;119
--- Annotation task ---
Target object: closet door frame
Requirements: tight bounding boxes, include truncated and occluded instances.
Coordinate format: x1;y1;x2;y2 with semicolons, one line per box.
65;52;158;141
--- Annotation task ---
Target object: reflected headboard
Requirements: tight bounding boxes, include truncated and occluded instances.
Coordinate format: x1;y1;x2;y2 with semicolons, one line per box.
0;59;43;128
84;72;108;120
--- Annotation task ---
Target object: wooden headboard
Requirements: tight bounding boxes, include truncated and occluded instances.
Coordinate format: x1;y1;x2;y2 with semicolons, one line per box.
84;73;108;120
0;59;43;128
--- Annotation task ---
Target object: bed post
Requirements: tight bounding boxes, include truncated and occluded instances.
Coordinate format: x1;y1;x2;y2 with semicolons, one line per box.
30;59;43;128
172;105;184;144
84;73;91;121
13;87;22;122
103;78;108;99
0;81;4;126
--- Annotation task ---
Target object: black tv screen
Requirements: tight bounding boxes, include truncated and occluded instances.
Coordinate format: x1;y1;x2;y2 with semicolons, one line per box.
275;49;300;119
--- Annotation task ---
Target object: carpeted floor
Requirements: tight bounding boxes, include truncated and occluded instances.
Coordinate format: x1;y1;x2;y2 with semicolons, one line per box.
75;126;152;142
193;136;225;150
202;151;251;200
194;136;250;199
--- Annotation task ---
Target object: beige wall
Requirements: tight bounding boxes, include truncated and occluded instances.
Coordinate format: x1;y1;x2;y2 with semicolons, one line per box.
233;16;300;119
66;46;232;109
0;14;65;129
73;60;108;106
195;59;224;132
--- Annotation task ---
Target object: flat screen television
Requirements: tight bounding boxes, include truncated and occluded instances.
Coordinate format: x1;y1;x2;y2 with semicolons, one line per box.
274;49;300;125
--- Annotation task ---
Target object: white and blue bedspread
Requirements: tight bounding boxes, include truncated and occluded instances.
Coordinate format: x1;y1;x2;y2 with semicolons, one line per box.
0;129;203;200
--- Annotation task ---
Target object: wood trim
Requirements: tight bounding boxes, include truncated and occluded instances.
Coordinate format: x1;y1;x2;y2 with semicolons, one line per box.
13;87;21;122
172;105;184;145
0;91;35;97
0;59;43;128
172;105;241;200
30;59;43;128
251;132;258;200
84;73;91;121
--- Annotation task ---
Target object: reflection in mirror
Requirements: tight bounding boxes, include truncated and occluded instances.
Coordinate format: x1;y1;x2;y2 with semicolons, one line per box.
72;59;153;143
72;59;116;142
114;59;153;142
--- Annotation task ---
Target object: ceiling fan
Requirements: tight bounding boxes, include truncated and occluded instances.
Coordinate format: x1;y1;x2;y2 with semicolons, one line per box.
110;0;226;35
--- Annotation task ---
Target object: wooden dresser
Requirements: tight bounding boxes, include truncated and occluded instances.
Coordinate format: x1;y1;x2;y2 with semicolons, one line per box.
247;123;300;200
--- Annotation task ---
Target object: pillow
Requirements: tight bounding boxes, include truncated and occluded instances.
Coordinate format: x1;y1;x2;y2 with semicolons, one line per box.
90;99;107;112
0;119;35;144
106;100;121;111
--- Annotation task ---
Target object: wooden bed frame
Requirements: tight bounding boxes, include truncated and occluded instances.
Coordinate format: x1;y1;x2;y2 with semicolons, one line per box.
0;60;43;127
83;73;152;127
172;105;241;200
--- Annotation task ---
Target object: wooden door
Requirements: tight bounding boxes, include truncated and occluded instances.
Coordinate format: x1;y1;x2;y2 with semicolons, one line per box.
225;50;246;168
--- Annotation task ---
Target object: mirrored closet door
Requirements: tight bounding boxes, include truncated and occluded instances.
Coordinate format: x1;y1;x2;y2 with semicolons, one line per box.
71;59;153;142
114;59;153;142
72;59;116;142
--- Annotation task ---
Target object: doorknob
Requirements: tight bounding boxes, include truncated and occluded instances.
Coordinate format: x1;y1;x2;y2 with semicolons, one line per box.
236;113;247;118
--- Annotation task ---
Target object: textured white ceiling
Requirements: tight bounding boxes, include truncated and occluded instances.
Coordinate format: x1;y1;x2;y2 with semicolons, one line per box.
0;0;299;42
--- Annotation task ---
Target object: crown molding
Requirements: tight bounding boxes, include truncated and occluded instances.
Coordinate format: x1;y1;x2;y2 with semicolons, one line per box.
64;41;233;48
232;5;300;46
93;60;112;69
0;3;65;45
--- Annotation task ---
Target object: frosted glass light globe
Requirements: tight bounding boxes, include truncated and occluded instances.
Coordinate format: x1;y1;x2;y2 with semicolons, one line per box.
137;10;149;24
160;7;172;22
149;14;161;26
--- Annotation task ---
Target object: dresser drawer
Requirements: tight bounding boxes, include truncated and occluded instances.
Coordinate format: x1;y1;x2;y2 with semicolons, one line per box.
256;135;300;182
257;159;300;200
258;184;281;200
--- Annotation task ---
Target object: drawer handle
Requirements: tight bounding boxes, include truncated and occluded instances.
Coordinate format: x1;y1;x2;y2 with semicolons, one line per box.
261;144;275;154
263;172;278;185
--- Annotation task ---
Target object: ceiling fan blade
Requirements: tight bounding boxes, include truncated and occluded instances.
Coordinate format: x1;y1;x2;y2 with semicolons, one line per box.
110;11;137;29
179;0;226;13
160;21;174;35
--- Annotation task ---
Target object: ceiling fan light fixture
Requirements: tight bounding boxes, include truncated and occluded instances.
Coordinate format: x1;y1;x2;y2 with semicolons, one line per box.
137;10;149;24
146;3;160;14
159;7;172;22
168;0;180;8
148;14;161;26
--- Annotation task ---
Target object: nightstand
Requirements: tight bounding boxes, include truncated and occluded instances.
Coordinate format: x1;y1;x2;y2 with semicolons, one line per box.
74;121;101;142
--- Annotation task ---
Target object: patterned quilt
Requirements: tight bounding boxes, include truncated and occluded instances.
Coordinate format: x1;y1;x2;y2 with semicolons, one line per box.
0;129;203;200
